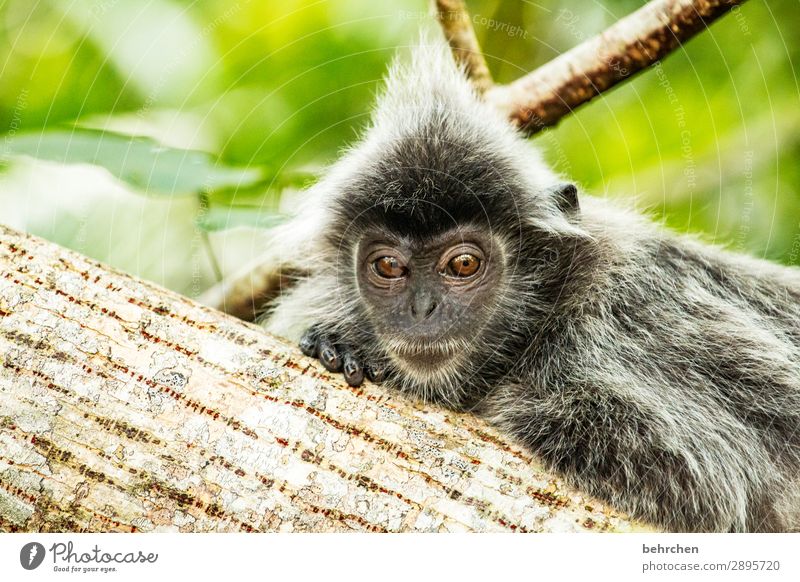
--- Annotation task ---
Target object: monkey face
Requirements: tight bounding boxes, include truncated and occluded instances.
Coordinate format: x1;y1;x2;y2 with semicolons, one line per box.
354;226;505;372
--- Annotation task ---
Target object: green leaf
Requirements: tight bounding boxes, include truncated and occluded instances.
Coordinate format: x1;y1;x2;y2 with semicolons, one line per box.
197;206;290;232
3;128;263;197
205;170;318;207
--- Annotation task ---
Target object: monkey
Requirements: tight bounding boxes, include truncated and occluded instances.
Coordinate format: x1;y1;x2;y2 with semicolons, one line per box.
248;41;800;532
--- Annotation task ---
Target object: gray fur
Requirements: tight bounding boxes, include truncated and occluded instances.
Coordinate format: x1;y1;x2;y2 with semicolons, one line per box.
260;41;800;532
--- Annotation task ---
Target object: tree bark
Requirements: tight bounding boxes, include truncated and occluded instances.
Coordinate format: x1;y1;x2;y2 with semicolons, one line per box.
0;225;653;532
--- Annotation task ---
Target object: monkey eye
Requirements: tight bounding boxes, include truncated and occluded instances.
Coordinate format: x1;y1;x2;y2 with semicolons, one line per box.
372;256;408;279
445;253;481;278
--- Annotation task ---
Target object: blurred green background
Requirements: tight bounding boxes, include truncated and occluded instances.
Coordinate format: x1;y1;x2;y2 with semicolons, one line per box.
1;0;798;298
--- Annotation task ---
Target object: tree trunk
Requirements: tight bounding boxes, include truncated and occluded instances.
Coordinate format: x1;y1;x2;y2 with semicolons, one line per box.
0;225;652;532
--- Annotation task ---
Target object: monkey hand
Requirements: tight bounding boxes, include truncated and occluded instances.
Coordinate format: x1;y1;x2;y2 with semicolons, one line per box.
299;325;388;387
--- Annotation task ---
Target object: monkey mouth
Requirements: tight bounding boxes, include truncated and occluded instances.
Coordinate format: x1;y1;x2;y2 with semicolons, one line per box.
383;337;466;368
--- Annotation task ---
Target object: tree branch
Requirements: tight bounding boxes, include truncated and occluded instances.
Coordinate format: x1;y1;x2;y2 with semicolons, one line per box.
468;0;747;135
0;225;652;532
432;0;493;94
199;257;303;323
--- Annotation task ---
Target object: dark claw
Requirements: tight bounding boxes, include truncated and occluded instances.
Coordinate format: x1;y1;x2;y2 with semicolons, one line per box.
299;328;319;357
342;353;364;387
299;325;385;386
365;363;386;384
318;338;342;372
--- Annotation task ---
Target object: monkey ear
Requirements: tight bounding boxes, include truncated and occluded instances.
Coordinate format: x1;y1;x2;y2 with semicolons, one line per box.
527;182;588;240
548;183;580;216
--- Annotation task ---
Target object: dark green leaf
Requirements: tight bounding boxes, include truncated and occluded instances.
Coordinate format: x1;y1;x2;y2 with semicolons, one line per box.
197;206;290;232
3;128;263;197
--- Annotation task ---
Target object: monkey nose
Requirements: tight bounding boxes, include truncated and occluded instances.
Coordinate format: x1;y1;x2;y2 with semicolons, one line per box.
410;293;438;322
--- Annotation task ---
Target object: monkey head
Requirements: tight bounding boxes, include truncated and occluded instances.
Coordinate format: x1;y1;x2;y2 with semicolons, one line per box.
282;41;588;405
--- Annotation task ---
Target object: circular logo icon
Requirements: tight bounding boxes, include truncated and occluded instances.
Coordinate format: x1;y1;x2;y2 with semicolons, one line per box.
20;542;46;570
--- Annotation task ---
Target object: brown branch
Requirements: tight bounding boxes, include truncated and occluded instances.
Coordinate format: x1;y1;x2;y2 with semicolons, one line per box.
200;258;303;323
432;0;493;94
483;0;748;135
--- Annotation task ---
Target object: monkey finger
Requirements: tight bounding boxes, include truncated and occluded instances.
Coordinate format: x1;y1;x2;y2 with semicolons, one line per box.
365;364;387;384
342;353;365;387
299;327;320;357
318;338;342;372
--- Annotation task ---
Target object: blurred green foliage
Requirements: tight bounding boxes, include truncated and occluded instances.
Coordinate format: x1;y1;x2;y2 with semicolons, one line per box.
1;0;798;297
4;128;263;195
